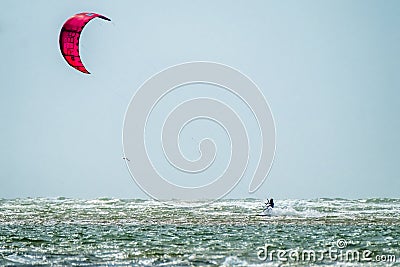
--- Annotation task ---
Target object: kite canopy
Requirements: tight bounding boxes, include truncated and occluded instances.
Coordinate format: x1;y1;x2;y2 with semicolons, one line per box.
59;12;111;74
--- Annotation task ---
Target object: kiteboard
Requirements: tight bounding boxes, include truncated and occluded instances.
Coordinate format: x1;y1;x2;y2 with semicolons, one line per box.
256;206;273;216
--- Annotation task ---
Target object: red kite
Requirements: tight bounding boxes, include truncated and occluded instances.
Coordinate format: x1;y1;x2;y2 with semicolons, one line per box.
59;12;111;74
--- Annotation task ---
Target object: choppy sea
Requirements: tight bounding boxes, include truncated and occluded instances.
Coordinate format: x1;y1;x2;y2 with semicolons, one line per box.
0;198;399;266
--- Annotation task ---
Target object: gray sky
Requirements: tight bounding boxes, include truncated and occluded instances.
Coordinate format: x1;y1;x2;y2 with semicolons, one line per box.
1;0;399;199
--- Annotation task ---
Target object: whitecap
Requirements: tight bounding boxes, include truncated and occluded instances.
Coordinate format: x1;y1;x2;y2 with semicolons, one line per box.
222;256;249;266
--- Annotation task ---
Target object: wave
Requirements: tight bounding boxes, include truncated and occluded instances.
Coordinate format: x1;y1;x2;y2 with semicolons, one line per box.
268;207;324;218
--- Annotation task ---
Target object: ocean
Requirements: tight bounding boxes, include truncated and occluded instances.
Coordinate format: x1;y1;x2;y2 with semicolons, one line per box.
0;198;399;266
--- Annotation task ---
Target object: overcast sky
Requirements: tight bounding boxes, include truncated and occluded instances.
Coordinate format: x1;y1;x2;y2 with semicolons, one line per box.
1;0;399;199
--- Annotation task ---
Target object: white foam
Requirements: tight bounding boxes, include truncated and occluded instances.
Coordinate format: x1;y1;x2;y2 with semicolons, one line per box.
222;256;249;266
270;207;323;217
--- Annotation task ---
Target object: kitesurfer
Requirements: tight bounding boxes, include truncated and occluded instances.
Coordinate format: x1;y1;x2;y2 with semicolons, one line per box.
265;198;274;208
